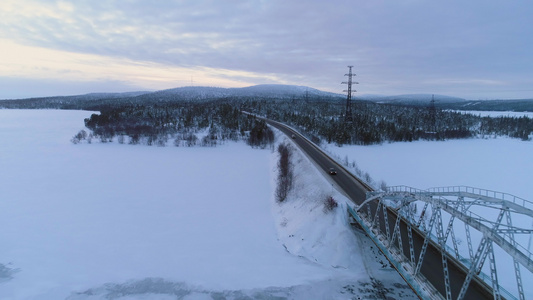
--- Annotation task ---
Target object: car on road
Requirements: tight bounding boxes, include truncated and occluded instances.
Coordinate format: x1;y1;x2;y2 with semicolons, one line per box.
291;134;296;139
329;168;337;175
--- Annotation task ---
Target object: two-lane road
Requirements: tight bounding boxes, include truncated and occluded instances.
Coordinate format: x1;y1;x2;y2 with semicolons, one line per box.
263;117;495;300
264;118;368;202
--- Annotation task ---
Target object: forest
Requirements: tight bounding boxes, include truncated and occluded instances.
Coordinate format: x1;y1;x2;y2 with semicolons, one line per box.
2;87;532;147
76;100;274;148
74;97;533;147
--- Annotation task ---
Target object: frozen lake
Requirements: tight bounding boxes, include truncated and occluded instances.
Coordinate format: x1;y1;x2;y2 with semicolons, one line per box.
0;109;414;299
326;134;533;298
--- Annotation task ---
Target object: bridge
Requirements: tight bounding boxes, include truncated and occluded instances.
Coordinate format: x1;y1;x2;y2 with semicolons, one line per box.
348;186;533;300
258;115;533;300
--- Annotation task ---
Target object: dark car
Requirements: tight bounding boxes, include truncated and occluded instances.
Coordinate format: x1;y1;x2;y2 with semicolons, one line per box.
329;168;337;175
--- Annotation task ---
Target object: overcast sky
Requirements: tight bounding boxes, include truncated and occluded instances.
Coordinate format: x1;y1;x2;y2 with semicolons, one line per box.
1;0;532;100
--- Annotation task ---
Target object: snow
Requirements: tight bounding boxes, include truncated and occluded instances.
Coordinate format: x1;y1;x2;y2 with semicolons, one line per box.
271;134;417;299
0;110;416;299
325;134;533;299
2;108;532;299
154;84;342;101
326;137;533;202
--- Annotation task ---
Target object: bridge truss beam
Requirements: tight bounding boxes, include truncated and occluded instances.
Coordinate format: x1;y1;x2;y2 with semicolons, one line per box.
348;185;533;300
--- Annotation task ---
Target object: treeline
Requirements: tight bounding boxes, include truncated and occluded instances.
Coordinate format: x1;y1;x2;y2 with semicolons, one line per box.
436;99;533;112
4;88;531;146
240;99;533;144
81;100;274;148
77;97;533;146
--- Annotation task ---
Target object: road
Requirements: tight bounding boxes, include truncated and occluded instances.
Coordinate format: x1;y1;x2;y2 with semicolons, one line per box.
263;118;495;300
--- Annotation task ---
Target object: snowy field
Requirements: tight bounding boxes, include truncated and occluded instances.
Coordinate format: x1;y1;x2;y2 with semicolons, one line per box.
0;109;416;299
326;137;533;202
5;108;530;299
326;134;533;299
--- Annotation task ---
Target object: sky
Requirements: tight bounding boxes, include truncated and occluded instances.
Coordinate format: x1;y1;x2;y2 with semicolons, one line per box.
1;0;532;100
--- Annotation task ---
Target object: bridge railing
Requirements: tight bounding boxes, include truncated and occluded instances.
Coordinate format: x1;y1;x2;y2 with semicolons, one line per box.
386;185;533;211
385;185;533;260
427;186;533;212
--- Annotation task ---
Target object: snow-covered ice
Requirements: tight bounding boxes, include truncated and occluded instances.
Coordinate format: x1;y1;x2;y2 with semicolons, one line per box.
326;137;533;202
326;135;533;299
0;110;416;299
2;108;531;299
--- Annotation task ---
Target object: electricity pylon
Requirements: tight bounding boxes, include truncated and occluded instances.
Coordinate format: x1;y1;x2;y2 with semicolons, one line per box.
342;66;358;124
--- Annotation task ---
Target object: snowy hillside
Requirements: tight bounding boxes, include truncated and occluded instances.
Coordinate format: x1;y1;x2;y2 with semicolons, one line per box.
0;84;344;109
149;86;230;100
79;91;151;99
234;84;342;98
152;84;343;100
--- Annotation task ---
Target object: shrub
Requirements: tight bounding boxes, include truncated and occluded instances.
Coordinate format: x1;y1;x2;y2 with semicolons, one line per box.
71;129;88;144
323;196;338;212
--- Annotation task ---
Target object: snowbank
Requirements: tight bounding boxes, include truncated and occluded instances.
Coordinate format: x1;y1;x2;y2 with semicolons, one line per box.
270;134;417;299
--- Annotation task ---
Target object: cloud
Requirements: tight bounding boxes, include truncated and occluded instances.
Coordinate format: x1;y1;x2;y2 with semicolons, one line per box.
0;38;280;98
0;0;532;99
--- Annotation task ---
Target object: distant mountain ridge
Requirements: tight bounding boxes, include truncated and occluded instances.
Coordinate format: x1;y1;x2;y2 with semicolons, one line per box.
357;94;467;104
0;84;345;110
80;91;151;99
2;84;532;112
151;84;344;100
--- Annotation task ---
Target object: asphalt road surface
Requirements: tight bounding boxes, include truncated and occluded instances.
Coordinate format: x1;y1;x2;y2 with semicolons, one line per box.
264;117;495;300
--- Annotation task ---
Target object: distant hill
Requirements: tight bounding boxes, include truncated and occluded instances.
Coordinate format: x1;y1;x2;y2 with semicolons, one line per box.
0;91;151;109
232;84;342;99
149;84;343;101
2;85;531;112
358;94;466;105
1;91;150;102
0;84;344;110
77;91;151;99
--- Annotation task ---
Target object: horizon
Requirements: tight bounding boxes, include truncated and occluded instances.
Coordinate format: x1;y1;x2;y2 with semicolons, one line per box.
2;83;532;102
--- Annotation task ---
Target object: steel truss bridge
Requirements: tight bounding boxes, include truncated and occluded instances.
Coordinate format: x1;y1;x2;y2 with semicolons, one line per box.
347;185;533;300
